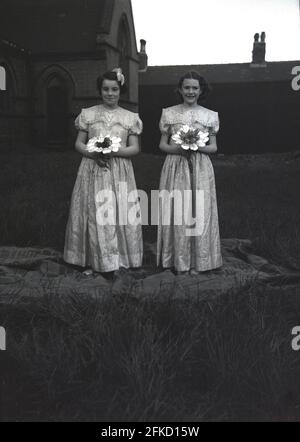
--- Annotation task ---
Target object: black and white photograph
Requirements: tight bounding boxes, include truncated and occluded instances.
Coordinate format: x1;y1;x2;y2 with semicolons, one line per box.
0;0;300;424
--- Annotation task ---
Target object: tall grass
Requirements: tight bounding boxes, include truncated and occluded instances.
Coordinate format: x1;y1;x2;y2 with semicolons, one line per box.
1;283;300;421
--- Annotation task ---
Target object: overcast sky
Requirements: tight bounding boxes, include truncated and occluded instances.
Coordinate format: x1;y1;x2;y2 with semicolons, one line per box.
132;0;300;65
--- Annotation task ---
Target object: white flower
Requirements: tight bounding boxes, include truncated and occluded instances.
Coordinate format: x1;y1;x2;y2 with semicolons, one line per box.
171;134;183;145
110;136;122;152
86;134;122;154
102;148;112;154
200;131;209;141
181;125;191;134
87;137;101;152
112;68;125;86
196;131;210;148
171;126;209;152
111;136;121;144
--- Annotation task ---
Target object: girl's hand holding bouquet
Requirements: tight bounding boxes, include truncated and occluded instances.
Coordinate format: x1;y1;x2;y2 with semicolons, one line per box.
171;125;209;153
171;125;210;173
86;134;122;168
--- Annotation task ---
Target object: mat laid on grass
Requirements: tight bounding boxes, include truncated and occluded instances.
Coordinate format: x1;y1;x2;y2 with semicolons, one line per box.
0;239;300;304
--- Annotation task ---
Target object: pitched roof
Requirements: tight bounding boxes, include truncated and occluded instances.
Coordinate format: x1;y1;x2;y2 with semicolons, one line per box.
140;61;300;85
0;0;114;54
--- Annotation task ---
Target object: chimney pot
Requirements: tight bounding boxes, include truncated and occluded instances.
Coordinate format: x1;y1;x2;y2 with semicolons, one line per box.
139;39;148;72
251;31;266;66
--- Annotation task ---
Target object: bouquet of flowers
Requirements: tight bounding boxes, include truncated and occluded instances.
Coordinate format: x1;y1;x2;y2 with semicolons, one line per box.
172;125;209;174
87;135;122;155
171;125;209;151
86;135;121;169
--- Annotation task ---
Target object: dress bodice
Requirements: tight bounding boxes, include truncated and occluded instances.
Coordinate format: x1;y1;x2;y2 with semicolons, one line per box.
75;105;143;146
159;104;219;136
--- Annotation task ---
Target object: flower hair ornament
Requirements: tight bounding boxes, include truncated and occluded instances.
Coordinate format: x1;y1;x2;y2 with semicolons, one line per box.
112;68;125;86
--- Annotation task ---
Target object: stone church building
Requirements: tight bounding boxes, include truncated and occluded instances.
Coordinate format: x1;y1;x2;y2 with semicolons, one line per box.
0;0;141;149
1;1;299;154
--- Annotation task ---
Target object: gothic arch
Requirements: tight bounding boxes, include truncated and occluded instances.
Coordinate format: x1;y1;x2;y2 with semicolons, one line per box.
34;64;75;114
117;14;132;58
34;65;75;144
117;14;132;96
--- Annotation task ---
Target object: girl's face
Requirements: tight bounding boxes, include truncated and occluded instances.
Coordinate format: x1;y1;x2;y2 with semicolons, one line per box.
101;79;120;107
180;78;202;106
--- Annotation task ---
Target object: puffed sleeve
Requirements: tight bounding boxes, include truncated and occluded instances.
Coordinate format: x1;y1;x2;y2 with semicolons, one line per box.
159;109;170;135
128;113;143;135
209;112;220;135
74;109;88;132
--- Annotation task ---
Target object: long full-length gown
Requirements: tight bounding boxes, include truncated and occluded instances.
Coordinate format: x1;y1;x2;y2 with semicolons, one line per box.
64;104;143;273
157;104;222;272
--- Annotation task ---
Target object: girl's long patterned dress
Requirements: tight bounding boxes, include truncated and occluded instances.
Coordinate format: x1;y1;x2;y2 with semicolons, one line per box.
157;104;222;272
64;105;143;273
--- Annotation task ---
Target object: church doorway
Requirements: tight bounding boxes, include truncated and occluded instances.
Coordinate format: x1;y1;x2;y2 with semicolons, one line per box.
46;76;68;144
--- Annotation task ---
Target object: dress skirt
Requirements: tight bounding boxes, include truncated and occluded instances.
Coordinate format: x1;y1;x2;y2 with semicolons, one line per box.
64;157;143;273
157;152;222;272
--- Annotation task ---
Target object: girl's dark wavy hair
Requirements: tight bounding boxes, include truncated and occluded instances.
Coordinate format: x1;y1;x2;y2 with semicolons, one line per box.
176;70;211;103
97;70;127;95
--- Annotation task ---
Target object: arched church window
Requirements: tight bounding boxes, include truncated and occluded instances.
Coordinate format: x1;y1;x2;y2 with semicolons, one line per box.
46;75;68;143
0;65;11;112
0;66;6;90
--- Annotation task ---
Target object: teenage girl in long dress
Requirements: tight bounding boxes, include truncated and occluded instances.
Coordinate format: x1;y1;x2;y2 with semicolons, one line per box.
157;71;222;275
64;69;143;275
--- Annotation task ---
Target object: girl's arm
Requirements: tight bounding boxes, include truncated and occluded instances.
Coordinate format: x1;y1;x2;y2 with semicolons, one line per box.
75;131;108;166
198;134;218;154
107;135;141;158
75;131;93;158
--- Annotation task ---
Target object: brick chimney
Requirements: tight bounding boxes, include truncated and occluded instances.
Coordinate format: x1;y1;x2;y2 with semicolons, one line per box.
139;39;148;72
251;32;266;66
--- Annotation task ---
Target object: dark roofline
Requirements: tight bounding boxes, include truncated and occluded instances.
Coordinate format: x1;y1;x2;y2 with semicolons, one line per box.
140;60;300;84
0;38;30;57
147;60;300;70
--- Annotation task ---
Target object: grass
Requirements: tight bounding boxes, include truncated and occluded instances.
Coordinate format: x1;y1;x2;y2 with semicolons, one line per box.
0;148;300;421
1;285;300;421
